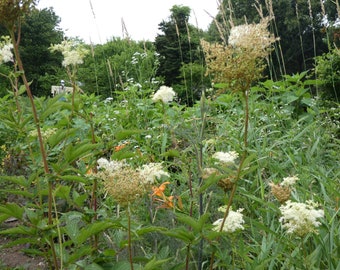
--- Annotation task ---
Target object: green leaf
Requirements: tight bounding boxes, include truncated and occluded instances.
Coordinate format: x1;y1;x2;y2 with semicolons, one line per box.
115;129;143;140
64;141;98;163
0;203;25;220
47;128;77;148
162;227;195;244
75;221;117;245
0;225;36;235
0;189;33;198
144;256;172;270
0;175;28;187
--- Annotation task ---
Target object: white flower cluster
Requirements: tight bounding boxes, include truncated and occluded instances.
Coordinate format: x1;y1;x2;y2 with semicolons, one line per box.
152;86;176;103
96;158;169;185
138;162;170;185
279;200;324;236
281;175;299;187
28;128;58;141
97;158;127;173
213;151;239;165
213;207;245;233
228;19;276;51
0;36;13;64
50;40;88;67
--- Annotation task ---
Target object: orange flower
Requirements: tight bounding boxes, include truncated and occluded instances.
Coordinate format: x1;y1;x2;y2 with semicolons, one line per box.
158;196;174;209
151;181;170;197
114;141;129;152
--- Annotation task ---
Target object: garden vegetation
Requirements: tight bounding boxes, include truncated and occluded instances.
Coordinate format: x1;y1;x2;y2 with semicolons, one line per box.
0;0;339;269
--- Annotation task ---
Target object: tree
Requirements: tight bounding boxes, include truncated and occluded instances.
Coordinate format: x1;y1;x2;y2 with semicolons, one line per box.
154;5;206;105
19;7;64;96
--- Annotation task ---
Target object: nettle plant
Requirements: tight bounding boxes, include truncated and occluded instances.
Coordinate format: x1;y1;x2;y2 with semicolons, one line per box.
0;2;339;270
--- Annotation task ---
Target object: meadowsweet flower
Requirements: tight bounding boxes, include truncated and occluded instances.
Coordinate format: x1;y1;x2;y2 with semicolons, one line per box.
152;86;176;103
279;200;324;236
281;175;299;187
228;19;276;51
138;162;170;185
0;36;13;64
213;151;239;165
50;40;88;67
97;157;127;173
270;175;299;203
201;18;278;94
213;207;245;233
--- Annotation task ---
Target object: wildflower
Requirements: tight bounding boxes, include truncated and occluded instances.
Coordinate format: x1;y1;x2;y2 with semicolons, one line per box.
151;181;170;197
281;175;299;187
97;157;127;173
50;40;88;67
228;19;276;51
201;18;277;94
138;163;170;185
279;200;324;237
102;166;146;206
152;86;176;103
213;151;239;165
269;183;291;203
270;175;299;203
0;36;13;64
212;207;245;233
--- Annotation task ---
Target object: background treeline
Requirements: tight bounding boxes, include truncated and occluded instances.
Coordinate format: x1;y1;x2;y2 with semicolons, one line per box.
0;0;339;103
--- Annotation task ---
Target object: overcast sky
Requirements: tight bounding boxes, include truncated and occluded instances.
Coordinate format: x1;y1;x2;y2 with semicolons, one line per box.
37;0;219;44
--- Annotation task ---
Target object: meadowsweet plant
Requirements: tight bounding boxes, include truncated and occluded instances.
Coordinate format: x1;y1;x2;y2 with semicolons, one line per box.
212;206;245;233
0;36;13;64
201;18;278;93
50;40;88;68
270;175;299;203
152;85;176;103
279;200;324;237
138;162;170;185
213;151;239;165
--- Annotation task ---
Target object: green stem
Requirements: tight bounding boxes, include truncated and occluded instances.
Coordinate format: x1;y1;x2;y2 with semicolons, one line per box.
128;204;134;270
9;28;58;270
209;90;250;269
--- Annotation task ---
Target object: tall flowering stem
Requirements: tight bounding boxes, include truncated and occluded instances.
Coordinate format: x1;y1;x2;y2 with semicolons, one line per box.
202;18;278;269
0;1;58;268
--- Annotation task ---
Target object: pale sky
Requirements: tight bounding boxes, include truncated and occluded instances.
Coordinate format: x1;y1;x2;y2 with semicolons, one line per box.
37;0;219;44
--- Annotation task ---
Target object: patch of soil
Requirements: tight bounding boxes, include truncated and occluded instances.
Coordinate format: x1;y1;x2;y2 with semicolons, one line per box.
0;220;47;270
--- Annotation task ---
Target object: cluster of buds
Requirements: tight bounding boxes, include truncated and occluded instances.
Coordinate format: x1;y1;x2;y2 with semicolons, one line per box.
269;175;299;203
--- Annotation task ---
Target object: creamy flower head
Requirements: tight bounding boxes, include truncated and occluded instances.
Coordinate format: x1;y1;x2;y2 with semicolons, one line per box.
152;86;176;103
281;175;299;187
228;18;277;51
0;36;13;64
213;207;245;233
97;157;127;173
279;200;324;236
213;151;239;165
138;162;170;185
50;40;88;67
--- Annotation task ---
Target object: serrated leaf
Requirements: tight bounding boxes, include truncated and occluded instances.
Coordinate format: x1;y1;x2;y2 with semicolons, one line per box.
162;227;195;244
0;225;36;235
144;256;171;270
75;221;116;245
0;203;24;220
64;141;98;163
47;128;77;148
0;189;33;198
0;175;28;187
